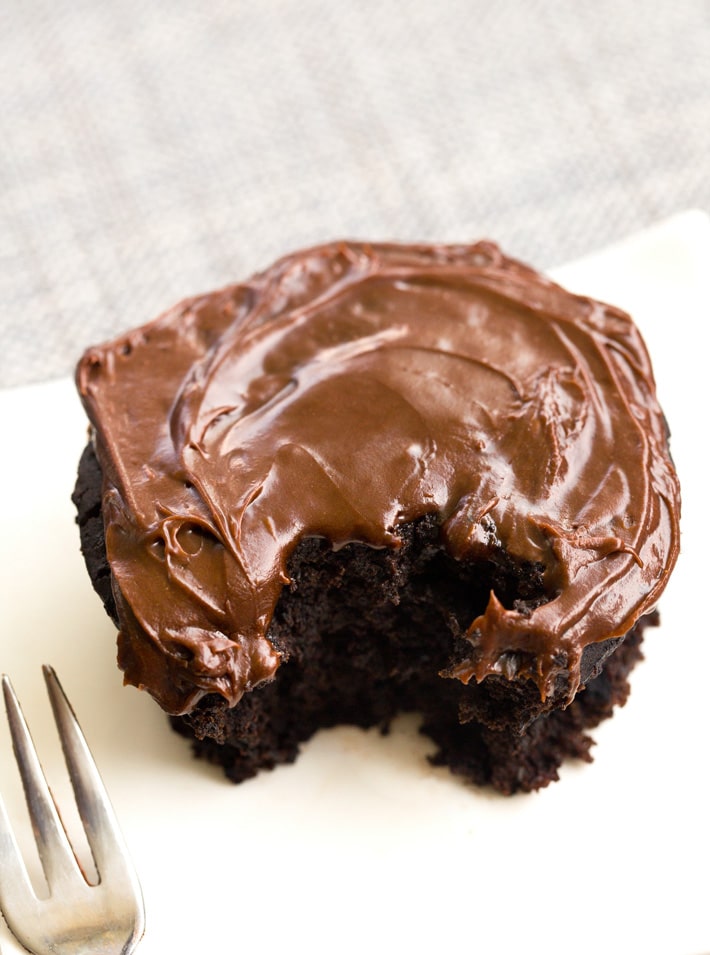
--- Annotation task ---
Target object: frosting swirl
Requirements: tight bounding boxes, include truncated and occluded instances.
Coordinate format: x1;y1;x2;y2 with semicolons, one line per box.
77;241;681;715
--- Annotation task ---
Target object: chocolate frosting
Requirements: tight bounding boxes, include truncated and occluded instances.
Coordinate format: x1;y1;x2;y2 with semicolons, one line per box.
76;241;681;716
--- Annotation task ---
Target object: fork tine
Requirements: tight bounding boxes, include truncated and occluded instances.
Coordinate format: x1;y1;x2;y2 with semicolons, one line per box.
0;671;145;955
0;791;41;918
42;666;143;897
2;674;84;890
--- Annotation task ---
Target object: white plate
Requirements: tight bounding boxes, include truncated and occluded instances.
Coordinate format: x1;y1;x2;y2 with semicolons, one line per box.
1;212;708;955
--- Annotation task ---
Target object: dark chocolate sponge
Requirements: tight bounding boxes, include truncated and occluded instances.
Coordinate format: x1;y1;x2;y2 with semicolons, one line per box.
74;442;651;795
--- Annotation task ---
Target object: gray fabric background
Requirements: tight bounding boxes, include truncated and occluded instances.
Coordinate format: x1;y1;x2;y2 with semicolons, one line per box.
2;0;708;387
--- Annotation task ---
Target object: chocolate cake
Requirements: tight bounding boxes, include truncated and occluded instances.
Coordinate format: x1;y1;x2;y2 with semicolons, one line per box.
73;240;681;793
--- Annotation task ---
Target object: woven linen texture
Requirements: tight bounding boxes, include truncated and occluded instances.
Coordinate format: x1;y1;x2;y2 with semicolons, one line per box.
2;0;709;386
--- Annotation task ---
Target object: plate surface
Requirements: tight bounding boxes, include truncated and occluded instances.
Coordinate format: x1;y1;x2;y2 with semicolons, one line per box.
1;212;708;955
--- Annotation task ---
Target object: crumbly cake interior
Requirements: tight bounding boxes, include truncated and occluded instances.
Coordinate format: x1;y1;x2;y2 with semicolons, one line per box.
75;443;649;794
174;512;648;794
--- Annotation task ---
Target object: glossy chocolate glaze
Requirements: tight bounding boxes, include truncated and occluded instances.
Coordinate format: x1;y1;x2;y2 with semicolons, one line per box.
76;241;681;716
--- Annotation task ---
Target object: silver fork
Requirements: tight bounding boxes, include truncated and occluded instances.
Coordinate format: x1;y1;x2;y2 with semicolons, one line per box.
0;666;145;954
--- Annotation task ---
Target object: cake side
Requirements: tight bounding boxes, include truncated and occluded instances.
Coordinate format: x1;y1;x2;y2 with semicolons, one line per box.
74;445;653;793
